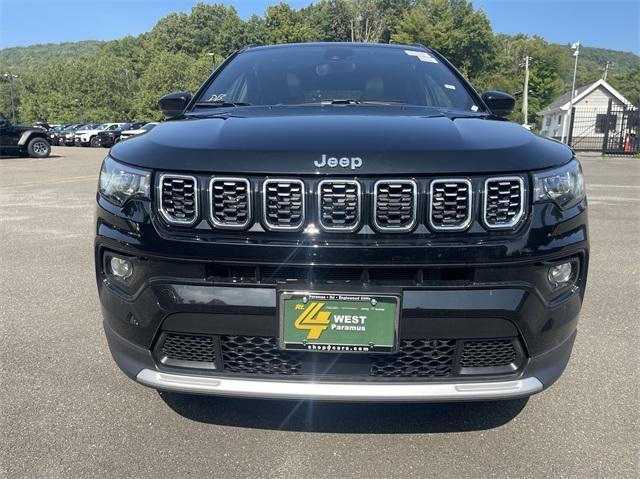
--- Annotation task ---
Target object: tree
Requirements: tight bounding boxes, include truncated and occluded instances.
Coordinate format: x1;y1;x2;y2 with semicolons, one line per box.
264;3;314;44
348;0;386;42
392;0;496;78
304;0;352;42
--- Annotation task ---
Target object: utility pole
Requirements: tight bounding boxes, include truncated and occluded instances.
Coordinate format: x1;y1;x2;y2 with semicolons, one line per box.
207;52;216;73
562;42;580;144
521;55;531;126
3;72;18;123
601;61;614;81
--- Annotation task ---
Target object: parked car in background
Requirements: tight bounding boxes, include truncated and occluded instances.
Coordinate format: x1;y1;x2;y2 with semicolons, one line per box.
60;124;89;146
0;112;51;157
97;122;145;148
75;123;127;147
48;124;70;145
119;122;158;141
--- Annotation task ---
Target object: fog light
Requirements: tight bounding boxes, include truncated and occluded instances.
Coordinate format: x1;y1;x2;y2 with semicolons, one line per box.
548;262;573;287
110;256;133;280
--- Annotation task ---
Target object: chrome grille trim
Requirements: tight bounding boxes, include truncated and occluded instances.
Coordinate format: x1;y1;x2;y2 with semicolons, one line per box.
373;179;418;232
317;179;362;232
262;179;306;231
483;176;525;229
208;177;252;230
428;179;472;231
157;173;199;226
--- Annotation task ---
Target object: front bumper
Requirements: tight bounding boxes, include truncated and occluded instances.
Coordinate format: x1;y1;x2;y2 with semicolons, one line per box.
105;319;576;401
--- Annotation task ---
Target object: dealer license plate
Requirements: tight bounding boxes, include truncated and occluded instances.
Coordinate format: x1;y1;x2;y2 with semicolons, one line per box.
279;291;399;353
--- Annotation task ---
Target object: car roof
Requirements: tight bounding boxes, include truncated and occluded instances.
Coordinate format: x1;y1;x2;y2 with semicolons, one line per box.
242;42;431;54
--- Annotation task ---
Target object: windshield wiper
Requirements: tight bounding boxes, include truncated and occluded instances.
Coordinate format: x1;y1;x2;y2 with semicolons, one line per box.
303;99;407;105
193;101;252;108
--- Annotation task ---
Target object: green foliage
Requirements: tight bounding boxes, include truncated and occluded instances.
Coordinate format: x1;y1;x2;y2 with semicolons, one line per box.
392;0;496;78
0;0;637;125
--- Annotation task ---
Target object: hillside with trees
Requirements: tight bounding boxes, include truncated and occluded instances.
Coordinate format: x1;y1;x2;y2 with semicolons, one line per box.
1;0;638;126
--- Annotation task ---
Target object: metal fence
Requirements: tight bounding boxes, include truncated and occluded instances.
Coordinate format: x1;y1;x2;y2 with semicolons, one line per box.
568;98;639;155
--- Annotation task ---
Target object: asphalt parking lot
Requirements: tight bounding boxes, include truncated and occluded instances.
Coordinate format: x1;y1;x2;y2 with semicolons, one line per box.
1;146;638;478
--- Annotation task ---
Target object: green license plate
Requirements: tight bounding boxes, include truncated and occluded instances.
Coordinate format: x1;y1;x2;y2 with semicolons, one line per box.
279;291;399;353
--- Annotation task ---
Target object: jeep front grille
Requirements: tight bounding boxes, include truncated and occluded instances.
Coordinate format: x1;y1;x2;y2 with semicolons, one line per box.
209;177;251;229
374;180;417;232
158;174;198;225
318;179;361;231
429;179;472;231
263;179;305;230
483;177;524;229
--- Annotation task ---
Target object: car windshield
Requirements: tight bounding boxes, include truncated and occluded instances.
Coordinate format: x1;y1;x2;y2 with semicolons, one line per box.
197;45;480;111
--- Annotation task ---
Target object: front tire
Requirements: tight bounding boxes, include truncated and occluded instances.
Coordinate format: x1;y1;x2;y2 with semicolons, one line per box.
90;136;100;147
27;138;51;158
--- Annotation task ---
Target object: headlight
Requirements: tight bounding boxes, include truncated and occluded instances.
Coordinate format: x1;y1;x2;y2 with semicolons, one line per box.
533;159;585;210
99;156;150;206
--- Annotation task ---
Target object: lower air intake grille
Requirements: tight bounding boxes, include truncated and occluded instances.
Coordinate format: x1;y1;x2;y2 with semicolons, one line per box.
221;335;302;375
263;179;305;230
484;177;524;229
374;180;417;232
209;177;251;229
159;174;198;225
460;339;517;368
370;339;456;377
161;334;216;363
318;180;360;231
429;179;471;230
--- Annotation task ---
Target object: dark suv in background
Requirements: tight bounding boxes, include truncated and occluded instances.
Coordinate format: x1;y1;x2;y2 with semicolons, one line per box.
98;122;144;148
96;43;588;403
0;112;51;157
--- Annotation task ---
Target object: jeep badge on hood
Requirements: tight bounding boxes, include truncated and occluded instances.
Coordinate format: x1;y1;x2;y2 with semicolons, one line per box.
315;154;363;170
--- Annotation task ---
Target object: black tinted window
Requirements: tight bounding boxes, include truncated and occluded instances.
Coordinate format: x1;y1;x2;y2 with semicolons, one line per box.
199;45;479;111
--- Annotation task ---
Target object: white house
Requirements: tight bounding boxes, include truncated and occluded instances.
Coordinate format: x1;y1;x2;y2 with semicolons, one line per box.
539;79;634;144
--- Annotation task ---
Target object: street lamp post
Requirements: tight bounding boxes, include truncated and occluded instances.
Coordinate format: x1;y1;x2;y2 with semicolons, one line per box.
561;42;580;144
207;52;216;73
3;73;19;123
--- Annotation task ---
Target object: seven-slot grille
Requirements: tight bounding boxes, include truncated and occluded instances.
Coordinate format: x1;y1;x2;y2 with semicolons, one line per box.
158;174;198;225
374;180;417;232
209;177;251;229
156;174;526;232
429;179;472;231
483;177;524;229
263;179;305;230
318;180;361;231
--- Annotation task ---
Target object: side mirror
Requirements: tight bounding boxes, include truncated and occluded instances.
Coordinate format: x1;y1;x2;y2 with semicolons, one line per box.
481;91;515;117
159;91;192;118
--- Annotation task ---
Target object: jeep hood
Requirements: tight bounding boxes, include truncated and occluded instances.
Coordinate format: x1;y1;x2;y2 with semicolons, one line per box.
111;106;572;175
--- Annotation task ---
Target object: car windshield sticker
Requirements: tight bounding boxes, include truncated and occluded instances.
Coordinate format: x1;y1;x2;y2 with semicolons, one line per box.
471;105;479;111
445;84;456;90
404;50;438;63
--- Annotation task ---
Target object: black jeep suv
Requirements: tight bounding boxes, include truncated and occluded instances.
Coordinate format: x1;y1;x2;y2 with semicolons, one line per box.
96;43;588;402
0;113;51;157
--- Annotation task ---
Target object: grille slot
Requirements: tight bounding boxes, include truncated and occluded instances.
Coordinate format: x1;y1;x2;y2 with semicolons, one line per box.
160;333;216;369
374;180;417;232
460;339;517;368
370;339;456;377
318;180;361;231
483;177;524;229
263;179;305;230
209;177;251;229
158;174;198;225
221;336;302;375
429;179;472;231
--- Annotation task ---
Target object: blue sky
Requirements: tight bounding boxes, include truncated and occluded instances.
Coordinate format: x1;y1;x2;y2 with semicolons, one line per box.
0;0;638;54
